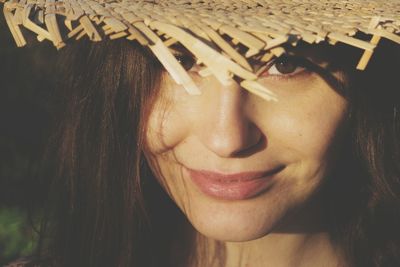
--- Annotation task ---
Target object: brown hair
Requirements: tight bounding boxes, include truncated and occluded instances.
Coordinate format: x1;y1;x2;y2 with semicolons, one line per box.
36;38;182;267
323;39;400;267
34;38;400;267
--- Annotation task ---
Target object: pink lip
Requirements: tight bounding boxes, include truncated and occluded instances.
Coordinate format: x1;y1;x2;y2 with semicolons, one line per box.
186;166;284;200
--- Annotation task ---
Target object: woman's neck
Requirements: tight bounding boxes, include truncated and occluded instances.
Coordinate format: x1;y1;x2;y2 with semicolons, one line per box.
223;231;343;267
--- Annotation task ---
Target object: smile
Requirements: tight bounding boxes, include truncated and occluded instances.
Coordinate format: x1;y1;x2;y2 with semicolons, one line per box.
185;166;285;201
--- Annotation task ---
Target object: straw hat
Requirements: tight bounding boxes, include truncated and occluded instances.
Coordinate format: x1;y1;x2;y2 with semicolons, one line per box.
2;0;399;101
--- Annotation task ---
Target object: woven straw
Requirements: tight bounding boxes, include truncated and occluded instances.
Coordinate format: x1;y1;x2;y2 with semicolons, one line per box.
2;0;400;100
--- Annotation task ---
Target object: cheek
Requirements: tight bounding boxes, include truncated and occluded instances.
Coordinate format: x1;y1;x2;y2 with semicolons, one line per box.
145;152;189;209
254;85;348;161
145;89;193;154
146;107;184;154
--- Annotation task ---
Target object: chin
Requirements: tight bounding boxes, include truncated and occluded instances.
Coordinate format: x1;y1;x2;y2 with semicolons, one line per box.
180;191;289;242
189;211;276;242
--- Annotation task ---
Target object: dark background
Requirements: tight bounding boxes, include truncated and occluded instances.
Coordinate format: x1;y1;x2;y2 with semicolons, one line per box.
0;14;57;264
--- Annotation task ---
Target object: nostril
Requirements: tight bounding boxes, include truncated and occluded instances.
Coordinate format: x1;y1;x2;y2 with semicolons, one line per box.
204;122;265;158
231;131;266;158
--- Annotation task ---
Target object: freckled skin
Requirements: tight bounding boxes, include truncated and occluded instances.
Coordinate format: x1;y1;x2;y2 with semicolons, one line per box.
145;52;349;243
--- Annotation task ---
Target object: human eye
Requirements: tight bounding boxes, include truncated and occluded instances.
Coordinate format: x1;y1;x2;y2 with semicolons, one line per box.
258;54;311;80
174;53;197;71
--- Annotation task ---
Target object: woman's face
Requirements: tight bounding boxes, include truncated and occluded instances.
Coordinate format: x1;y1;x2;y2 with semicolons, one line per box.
145;45;349;242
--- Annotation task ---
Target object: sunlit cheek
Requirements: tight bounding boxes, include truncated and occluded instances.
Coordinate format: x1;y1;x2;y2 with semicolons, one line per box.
300;100;347;159
145;91;192;154
274;114;339;155
256;76;348;161
147;113;184;153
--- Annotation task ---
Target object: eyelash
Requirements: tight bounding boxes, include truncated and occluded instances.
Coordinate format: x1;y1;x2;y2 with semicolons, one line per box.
257;55;311;81
174;54;312;81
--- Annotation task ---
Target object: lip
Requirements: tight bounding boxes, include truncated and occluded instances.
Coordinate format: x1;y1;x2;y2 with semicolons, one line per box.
186;166;284;201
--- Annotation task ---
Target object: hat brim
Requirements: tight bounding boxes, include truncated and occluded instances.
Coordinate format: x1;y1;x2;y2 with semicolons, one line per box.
2;0;399;100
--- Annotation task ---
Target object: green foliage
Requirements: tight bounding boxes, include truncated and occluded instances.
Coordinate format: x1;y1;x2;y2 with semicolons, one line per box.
0;208;37;265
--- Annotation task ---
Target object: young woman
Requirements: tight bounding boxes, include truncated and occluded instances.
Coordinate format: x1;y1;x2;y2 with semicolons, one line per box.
2;1;399;267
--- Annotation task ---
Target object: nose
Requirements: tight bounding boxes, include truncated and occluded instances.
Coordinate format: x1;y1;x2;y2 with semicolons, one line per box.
198;81;263;158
